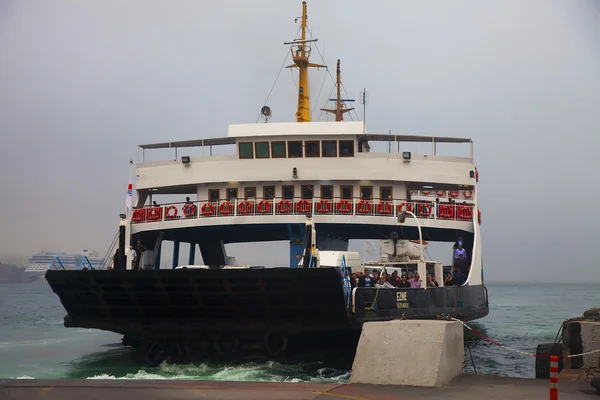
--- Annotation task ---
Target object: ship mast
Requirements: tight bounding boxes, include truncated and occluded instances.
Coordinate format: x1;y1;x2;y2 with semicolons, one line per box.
320;59;355;121
285;1;325;122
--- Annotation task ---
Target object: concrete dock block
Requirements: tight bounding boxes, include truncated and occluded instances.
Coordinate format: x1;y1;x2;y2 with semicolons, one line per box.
350;320;464;387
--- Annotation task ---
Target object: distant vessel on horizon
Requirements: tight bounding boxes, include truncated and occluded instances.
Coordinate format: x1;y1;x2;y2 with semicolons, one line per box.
24;249;104;280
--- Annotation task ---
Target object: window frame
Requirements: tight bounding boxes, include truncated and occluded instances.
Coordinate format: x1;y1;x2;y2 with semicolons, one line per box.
339;140;355;157
238;142;254;159
208;189;220;202
244;186;257;200
226;188;238;201
320;185;334;200
287;141;303;158
379;186;393;201
322;140;337;157
254;142;270;159
340;185;354;200
301;185;314;200
282;185;295;200
263;186;275;200
271;141;287;158
360;186;373;200
305;140;320;158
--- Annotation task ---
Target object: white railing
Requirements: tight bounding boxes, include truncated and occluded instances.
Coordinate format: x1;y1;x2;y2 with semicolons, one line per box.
131;198;476;224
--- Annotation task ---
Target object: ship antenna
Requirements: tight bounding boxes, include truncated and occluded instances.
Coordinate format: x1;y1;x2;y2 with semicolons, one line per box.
284;1;326;122
360;88;368;133
320;59;355;121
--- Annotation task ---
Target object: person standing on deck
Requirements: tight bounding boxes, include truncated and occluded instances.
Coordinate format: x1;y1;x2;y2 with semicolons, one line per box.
129;245;137;270
453;240;467;263
133;239;145;269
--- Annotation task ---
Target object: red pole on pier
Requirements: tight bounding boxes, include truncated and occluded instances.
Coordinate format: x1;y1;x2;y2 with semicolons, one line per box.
549;356;559;400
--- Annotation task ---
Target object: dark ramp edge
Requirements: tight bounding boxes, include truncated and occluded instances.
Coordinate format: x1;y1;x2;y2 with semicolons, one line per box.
45;268;351;336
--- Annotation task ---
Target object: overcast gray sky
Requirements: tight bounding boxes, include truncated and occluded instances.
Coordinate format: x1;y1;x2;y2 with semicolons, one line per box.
1;0;599;282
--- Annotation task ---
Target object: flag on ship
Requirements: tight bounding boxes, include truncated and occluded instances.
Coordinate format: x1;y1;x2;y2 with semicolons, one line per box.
125;159;133;212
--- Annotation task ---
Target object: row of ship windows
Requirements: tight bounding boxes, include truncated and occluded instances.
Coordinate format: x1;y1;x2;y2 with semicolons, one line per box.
207;185;394;202
238;139;355;159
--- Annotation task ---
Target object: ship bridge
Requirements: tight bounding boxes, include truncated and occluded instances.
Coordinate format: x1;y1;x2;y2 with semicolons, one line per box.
130;121;480;269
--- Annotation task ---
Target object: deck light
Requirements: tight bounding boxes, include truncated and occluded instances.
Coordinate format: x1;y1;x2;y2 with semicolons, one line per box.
293;167;298;178
181;156;190;166
402;151;411;161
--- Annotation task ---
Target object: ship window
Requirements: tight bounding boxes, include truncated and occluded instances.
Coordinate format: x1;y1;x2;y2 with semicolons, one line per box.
322;141;337;157
255;142;270;158
340;185;353;200
271;141;286;158
360;186;373;200
208;189;220;202
380;186;393;200
339;140;354;157
301;185;314;199
287;141;303;158
321;185;333;199
239;142;254;159
244;187;256;200
305;141;320;157
263;186;275;200
226;188;238;201
283;185;295;200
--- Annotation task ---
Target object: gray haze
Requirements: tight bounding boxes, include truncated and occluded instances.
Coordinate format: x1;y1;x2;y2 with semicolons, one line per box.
1;0;599;282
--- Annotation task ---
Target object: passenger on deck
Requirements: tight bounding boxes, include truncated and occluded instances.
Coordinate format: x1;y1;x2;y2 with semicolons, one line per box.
409;273;422;288
453;240;467;263
427;275;439;288
133;239;145;270
358;269;374;288
129;245;137;269
350;273;358;288
376;276;394;288
372;271;380;283
152;201;158;206
444;272;455;286
398;274;411;288
431;275;440;287
390;271;401;287
453;270;466;285
454;254;470;276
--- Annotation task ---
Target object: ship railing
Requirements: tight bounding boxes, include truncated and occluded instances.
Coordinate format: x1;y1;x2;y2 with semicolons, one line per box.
130;198;476;224
78;256;95;270
47;257;66;271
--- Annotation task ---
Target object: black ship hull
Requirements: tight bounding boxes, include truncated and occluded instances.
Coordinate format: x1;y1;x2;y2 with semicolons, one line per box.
45;268;488;364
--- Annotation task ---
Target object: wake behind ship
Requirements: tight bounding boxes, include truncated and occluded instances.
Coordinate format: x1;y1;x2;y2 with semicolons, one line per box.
45;1;488;366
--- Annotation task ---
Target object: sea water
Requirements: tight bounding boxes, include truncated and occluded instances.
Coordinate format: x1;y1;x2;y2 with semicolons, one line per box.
0;282;597;380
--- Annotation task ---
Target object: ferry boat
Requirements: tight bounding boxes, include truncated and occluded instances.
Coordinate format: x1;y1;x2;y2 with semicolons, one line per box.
45;1;488;365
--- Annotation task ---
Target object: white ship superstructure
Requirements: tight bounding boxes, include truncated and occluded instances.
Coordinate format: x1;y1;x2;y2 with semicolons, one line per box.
25;251;77;276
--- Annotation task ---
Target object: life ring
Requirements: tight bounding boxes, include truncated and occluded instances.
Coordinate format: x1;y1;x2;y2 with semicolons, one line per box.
439;204;454;219
478;209;482;225
449;190;459;198
337;200;351;213
458;205;473;220
397;202;412;213
297;199;311;213
377;201;392;214
418;204;431;217
219;201;233;215
183;203;196;217
421;190;431;196
277;200;291;213
475;169;479;182
165;206;178;219
132;209;145;223
436;190;445;197
257;200;271;214
316;199;331;213
147;207;161;221
357;200;372;214
238;201;252;214
213;333;240;358
201;203;213;216
463;190;473;199
263;331;288;357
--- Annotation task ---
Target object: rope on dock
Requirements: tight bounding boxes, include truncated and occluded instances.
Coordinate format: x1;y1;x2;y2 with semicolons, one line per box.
441;315;600;359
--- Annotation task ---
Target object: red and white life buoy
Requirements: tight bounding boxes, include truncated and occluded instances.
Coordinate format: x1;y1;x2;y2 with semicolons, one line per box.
438;204;454;219
449;190;459;198
238;201;252;214
147;207;162;222
257;200;271;214
436;190;445;197
277;200;291;213
421;190;431;196
296;200;311;213
316;200;331;213
463;190;473;199
165;206;178;219
397;202;412;213
457;205;473;220
183;203;197;217
219;201;233;215
132;209;145;223
418;204;431;217
357;200;372;214
337;200;351;214
377;201;392;214
201;203;214;216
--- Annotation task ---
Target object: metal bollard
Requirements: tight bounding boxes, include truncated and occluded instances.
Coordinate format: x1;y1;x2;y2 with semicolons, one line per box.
549;355;559;400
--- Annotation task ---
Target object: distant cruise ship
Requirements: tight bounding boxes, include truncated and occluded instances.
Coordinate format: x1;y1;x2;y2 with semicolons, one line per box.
25;249;104;279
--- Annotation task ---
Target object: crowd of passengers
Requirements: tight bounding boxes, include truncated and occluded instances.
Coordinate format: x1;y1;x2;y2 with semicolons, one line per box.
348;237;471;289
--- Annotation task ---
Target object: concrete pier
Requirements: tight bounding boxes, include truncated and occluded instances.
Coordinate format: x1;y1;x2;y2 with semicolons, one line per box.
0;375;594;399
350;320;464;387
